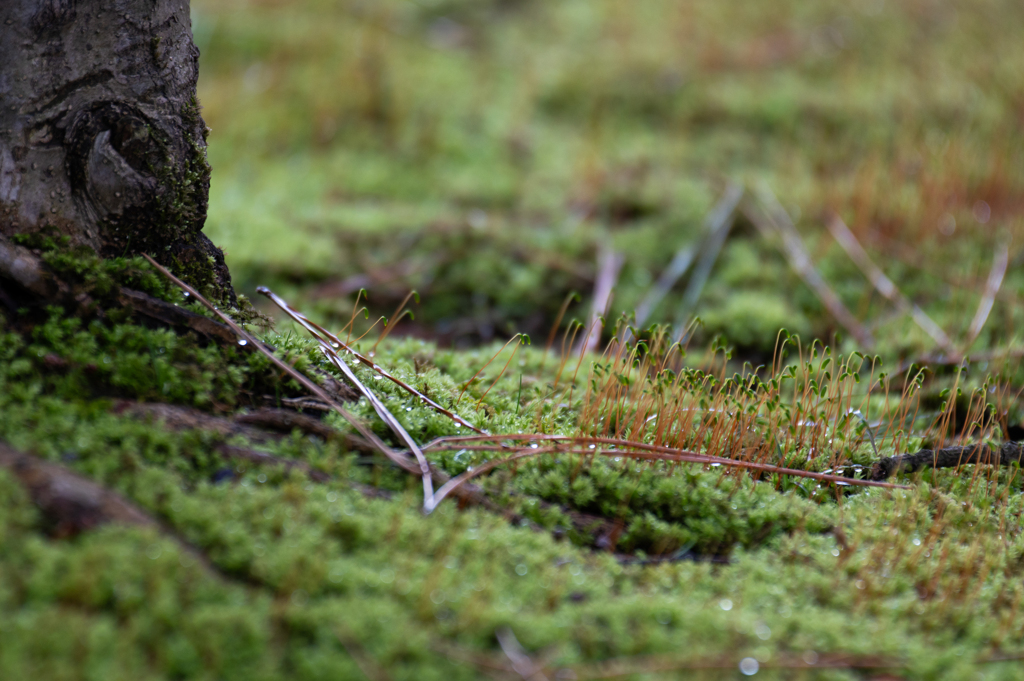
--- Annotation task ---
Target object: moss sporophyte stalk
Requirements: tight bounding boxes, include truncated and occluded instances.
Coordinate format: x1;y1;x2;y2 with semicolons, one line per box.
5;0;1024;677
2;243;1023;678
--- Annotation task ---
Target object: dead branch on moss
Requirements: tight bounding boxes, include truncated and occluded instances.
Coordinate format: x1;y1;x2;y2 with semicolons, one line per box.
143;254;427;473
745;186;875;348
125;403;617;545
425;434;909;507
248;286;436;509
826;213;954;354
259;286;484;433
870;441;1023;481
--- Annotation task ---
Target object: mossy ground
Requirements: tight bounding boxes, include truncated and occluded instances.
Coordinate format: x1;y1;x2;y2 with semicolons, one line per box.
193;0;1024;355
3;261;1024;679
4;0;1024;679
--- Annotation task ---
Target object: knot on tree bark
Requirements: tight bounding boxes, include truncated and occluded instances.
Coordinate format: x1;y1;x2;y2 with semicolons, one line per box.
1;0;235;304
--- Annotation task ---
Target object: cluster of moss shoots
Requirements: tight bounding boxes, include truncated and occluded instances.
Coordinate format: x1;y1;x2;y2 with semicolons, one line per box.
2;244;1024;680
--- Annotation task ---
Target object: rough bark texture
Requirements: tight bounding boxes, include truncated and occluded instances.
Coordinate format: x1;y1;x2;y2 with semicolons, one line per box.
870;441;1024;480
0;0;233;301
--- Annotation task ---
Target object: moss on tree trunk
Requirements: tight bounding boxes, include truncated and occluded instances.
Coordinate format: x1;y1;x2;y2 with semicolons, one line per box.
0;0;233;303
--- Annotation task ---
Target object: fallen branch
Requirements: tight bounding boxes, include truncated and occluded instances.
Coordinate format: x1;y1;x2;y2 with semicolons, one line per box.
870;441;1023;481
251;286;436;510
425;435;909;505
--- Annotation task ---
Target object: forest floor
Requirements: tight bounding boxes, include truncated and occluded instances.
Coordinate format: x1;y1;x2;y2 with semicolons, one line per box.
4;0;1024;679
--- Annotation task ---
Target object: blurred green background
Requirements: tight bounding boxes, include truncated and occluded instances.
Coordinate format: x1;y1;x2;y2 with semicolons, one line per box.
192;0;1024;356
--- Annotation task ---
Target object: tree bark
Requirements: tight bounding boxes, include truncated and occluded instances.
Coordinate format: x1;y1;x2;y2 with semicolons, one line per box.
0;0;233;301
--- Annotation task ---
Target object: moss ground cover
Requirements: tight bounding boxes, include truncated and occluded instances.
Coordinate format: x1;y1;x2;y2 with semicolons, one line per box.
3;263;1024;678
193;0;1024;355
4;0;1024;678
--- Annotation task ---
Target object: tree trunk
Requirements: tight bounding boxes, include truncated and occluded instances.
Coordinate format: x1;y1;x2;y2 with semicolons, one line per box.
0;0;233;302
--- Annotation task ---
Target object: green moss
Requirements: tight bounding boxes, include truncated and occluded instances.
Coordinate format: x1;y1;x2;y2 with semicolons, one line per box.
700;291;811;351
4;0;1024;675
3;315;1024;678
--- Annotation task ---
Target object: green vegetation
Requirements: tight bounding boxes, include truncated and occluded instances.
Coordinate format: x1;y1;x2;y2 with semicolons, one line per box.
194;0;1023;354
4;0;1024;678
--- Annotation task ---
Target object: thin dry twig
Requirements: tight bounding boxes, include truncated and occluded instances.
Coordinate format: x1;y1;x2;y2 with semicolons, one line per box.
141;255;425;487
252;286;436;510
425;435;908;504
673;181;744;339
964;238;1010;349
825;213;953;353
632;182;743;336
745;186;875;348
259;288;485;433
577;244;624;355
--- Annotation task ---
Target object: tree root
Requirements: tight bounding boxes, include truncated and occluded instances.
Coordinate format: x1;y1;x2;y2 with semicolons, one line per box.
115;401;367;448
235;407;342;441
0;440;223;575
0;440;155;536
117;287;237;343
0;237;66;299
870;441;1024;481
